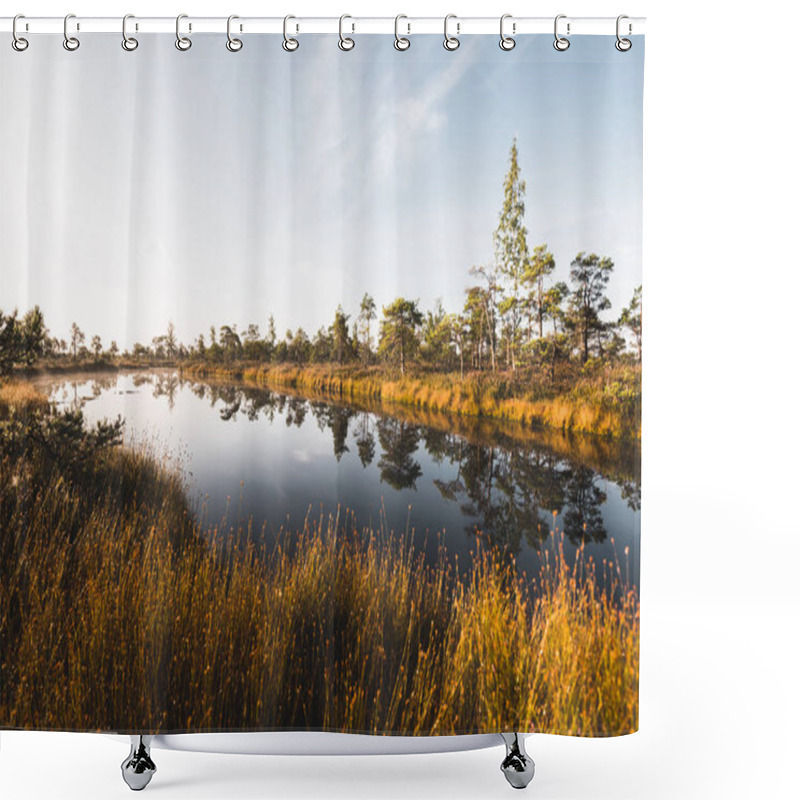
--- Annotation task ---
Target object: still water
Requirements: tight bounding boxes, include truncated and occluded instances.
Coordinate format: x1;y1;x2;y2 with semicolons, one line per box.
41;371;641;587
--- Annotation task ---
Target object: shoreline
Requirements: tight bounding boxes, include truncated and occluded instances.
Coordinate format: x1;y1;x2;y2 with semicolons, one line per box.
181;362;642;442
14;359;641;441
188;370;641;485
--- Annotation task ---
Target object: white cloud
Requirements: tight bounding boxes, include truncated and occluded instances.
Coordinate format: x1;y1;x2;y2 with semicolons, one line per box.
368;55;473;178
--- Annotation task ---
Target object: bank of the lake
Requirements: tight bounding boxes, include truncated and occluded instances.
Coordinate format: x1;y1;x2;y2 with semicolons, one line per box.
181;362;642;440
182;371;641;490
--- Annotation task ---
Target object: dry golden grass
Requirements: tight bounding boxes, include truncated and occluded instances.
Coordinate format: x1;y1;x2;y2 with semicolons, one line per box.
1;382;638;736
183;362;641;440
0;381;50;419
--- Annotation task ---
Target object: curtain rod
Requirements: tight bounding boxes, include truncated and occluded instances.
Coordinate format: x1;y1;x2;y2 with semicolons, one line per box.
1;16;645;37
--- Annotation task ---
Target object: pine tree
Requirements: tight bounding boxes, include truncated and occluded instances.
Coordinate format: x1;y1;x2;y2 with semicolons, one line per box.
493;138;530;371
379;298;423;375
358;293;376;364
567;252;614;363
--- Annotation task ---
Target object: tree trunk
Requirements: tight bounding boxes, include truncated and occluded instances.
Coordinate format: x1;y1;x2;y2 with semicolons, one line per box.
483;305;496;373
582;315;590;363
538;276;544;339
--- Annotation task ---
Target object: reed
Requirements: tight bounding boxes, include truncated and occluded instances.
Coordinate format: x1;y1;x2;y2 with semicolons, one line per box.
0;381;50;419
0;385;638;736
182;362;641;440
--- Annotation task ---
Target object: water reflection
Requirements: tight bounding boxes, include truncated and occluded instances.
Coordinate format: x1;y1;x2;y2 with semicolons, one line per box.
166;375;639;553
41;371;641;580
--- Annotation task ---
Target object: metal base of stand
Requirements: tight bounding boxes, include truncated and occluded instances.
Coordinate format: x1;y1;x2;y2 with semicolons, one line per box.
118;731;534;790
500;733;535;789
121;735;157;791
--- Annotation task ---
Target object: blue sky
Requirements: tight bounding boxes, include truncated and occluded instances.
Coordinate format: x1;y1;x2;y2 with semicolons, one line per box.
0;33;643;349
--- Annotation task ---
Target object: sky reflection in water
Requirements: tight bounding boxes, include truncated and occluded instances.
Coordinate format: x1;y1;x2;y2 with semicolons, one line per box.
44;371;641;588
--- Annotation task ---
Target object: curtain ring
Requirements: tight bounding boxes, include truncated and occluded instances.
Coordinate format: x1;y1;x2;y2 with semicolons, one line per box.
176;14;192;51
615;15;632;51
394;14;410;51
499;14;515;51
12;14;29;52
283;15;299;52
443;14;460;51
553;14;570;51
338;14;355;51
121;14;138;51
226;15;243;51
63;13;80;51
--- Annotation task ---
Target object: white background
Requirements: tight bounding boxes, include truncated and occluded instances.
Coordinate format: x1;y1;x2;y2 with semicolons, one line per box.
2;1;798;798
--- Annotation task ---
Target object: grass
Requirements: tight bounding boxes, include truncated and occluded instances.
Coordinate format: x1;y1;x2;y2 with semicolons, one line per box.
183;362;642;440
0;381;50;418
0;383;638;736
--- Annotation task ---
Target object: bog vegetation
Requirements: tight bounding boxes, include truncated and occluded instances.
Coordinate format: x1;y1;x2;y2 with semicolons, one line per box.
0;140;641;439
0;382;638;735
1;141;640;733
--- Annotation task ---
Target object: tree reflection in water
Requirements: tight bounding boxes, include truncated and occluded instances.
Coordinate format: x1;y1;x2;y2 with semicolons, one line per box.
175;378;639;555
376;417;423;490
355;414;376;468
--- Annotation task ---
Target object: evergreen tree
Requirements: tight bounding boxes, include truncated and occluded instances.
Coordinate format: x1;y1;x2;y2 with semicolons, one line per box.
0;310;23;375
619;285;642;361
219;325;242;362
331;306;351;365
70;322;85;360
165;322;178;359
567;252;614;363
494;138;530;371
379;298;423;375
421;299;454;368
523;243;556;340
468;265;500;372
358;293;376;364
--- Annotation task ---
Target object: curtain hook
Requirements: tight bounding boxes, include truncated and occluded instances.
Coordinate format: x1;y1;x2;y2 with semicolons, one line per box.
338;14;355;51
394;15;410;51
615;15;632;51
121;14;138;51
443;14;460;51
12;14;29;51
553;14;570;51
176;14;192;51
499;14;515;51
283;15;299;52
63;13;80;51
226;15;243;51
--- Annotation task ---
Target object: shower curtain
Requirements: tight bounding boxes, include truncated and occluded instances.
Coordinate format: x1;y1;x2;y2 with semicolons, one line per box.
0;23;643;738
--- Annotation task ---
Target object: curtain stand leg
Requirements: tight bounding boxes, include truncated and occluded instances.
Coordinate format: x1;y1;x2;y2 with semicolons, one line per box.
500;732;535;789
121;734;157;791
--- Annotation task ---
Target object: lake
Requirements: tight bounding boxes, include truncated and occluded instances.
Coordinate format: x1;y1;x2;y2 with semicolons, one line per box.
39;370;641;588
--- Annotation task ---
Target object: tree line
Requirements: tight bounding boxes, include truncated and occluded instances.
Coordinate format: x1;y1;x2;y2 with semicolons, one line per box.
1;140;641;380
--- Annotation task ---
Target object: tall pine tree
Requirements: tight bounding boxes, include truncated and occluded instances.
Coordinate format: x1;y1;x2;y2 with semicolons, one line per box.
494;138;530;371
